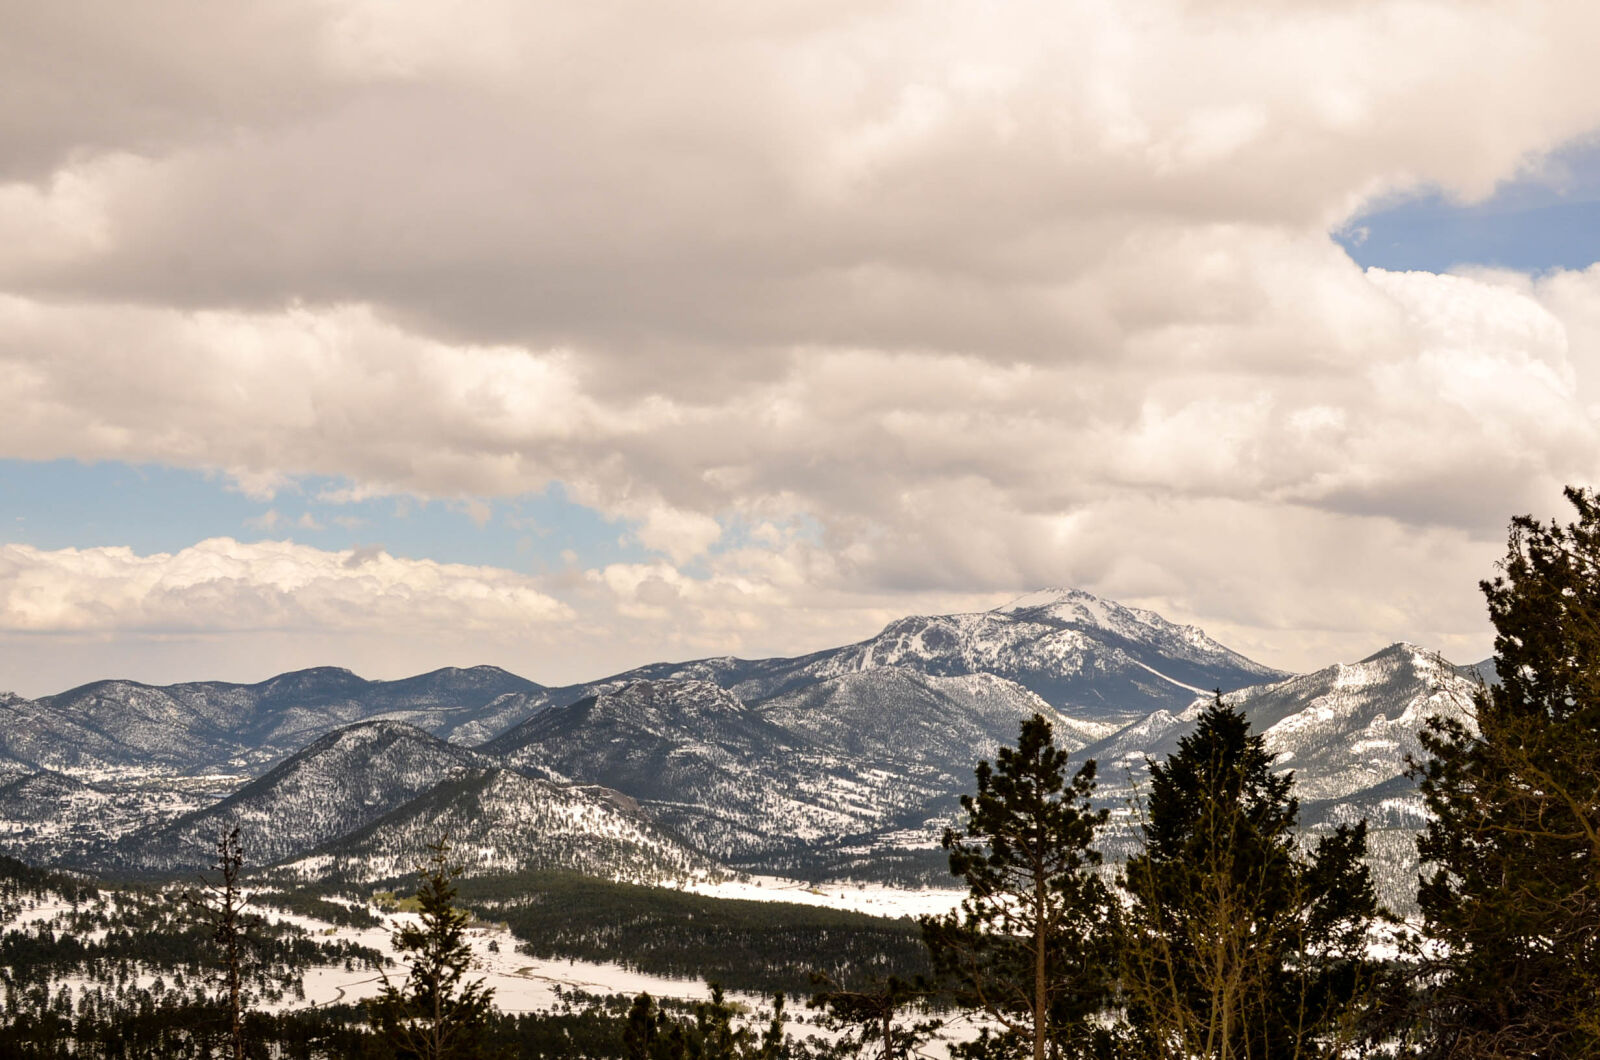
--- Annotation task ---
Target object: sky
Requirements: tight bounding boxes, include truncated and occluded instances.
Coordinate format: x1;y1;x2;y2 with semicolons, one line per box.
5;0;1600;696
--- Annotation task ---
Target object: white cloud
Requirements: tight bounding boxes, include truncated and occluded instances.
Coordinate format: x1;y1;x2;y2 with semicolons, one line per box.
632;508;725;565
0;260;1597;677
4;1;1600;685
0;538;571;635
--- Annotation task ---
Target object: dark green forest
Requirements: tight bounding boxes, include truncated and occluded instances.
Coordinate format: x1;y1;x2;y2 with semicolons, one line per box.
453;872;931;996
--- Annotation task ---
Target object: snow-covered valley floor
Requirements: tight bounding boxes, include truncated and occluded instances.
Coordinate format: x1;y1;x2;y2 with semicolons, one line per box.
272;906;719;1013
687;875;965;918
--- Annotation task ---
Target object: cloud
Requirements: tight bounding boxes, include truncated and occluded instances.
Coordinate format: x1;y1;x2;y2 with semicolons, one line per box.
5;2;1600;365
0;537;571;635
632;508;724;565
4;1;1600;684
0;261;1597;680
1;263;1591;540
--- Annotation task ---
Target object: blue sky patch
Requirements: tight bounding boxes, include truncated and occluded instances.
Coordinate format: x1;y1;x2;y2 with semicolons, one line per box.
1338;137;1600;273
0;459;652;573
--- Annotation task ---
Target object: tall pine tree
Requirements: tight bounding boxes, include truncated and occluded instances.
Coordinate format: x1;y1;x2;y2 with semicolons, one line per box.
921;713;1117;1060
181;826;256;1060
1119;699;1381;1060
1414;486;1600;1058
367;835;499;1060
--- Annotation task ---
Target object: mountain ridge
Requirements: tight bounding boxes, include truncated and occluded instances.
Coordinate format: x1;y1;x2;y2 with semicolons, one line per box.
0;589;1480;903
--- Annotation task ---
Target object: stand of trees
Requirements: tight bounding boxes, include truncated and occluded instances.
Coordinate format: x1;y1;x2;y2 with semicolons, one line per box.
456;871;930;996
1118;702;1382;1060
889;487;1599;1059
1412;485;1600;1058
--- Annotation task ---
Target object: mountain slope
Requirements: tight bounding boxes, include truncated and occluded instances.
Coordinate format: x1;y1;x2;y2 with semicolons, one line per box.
759;667;1117;770
0;587;1278;781
1083;643;1480;910
1244;644;1477;801
486;679;955;863
0;587;1292;886
116;721;498;871
1085;643;1477;800
463;589;1281;873
0;666;544;777
0;769;220;867
282;767;721;885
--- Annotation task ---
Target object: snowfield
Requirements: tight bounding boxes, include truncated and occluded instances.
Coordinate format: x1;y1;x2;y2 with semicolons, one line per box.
283;912;720;1013
688;875;965;919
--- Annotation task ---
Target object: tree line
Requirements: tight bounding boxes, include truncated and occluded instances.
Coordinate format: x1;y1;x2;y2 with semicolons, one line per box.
453;870;930;995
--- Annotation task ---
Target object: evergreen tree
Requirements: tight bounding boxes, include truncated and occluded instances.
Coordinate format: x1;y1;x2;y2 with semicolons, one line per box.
1413;486;1600;1058
1118;698;1381;1060
622;987;789;1060
807;974;940;1060
692;983;752;1060
367;835;499;1060
180;826;255;1060
921;713;1117;1060
624;993;663;1060
753;991;789;1060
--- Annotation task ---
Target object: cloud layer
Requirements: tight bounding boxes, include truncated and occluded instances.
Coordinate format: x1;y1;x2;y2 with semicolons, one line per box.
5;0;1600;688
0;537;570;634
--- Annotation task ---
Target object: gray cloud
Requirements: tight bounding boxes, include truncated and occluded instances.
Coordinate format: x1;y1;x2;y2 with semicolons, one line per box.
0;1;342;181
4;1;1600;684
9;2;1600;367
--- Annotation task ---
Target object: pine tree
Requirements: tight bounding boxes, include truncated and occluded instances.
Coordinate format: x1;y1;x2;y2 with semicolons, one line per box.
367;835;498;1060
808;973;940;1060
181;826;255;1060
625;993;663;1060
1413;486;1600;1058
921;712;1117;1060
1118;698;1381;1060
752;991;789;1060
693;983;752;1060
623;986;787;1060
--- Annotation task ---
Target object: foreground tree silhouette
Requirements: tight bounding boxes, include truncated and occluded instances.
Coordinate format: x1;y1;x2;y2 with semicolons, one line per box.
808;973;941;1060
181;826;254;1060
622;986;788;1060
921;713;1117;1060
1119;699;1381;1060
1414;486;1600;1058
367;835;498;1060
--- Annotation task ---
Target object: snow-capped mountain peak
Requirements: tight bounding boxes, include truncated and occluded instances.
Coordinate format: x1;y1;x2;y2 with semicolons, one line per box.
996;586;1121;620
786;587;1287;723
995;587;1240;658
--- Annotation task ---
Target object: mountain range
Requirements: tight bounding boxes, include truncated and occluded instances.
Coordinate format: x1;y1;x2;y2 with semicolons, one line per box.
0;588;1484;905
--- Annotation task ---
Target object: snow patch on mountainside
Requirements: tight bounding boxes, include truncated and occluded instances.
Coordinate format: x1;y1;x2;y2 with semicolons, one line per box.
1125;659;1209;696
